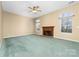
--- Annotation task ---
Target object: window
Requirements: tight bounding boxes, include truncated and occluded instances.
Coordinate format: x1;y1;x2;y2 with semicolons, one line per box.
59;12;74;33
35;19;40;32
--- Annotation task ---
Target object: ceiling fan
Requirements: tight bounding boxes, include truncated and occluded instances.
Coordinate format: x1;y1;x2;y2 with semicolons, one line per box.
28;6;41;13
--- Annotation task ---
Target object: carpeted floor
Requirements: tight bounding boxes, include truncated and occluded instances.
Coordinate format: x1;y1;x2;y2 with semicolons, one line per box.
1;35;79;57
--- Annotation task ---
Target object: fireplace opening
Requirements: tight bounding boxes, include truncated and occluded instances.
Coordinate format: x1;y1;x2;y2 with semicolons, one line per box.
44;31;52;36
42;26;54;36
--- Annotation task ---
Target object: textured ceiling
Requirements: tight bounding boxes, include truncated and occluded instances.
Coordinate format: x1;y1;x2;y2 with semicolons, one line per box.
2;1;78;18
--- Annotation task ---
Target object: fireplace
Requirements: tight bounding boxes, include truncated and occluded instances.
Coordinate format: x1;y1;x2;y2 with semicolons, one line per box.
42;26;54;36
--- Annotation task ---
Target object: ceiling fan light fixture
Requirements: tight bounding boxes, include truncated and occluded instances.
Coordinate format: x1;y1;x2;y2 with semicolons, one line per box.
32;10;37;13
28;6;41;13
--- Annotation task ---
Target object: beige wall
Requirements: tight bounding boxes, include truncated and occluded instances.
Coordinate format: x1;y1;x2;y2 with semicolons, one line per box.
0;2;2;47
3;11;34;38
38;3;79;40
0;2;2;38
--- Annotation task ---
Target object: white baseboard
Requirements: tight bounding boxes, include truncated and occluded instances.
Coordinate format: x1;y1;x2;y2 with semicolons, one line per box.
3;34;28;39
54;36;79;43
3;35;25;39
3;34;35;39
3;35;79;43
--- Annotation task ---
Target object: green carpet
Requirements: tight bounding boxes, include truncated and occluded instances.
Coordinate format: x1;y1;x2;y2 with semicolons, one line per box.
1;35;79;57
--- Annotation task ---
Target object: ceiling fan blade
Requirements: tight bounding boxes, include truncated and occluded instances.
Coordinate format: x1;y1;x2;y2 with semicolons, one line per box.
28;7;32;9
36;6;39;8
29;11;32;12
38;10;41;12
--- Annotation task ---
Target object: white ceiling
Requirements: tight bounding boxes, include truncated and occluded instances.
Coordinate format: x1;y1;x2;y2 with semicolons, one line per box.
2;1;78;18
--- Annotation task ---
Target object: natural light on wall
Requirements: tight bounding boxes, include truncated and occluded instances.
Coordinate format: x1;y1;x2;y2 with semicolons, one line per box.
35;19;40;32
